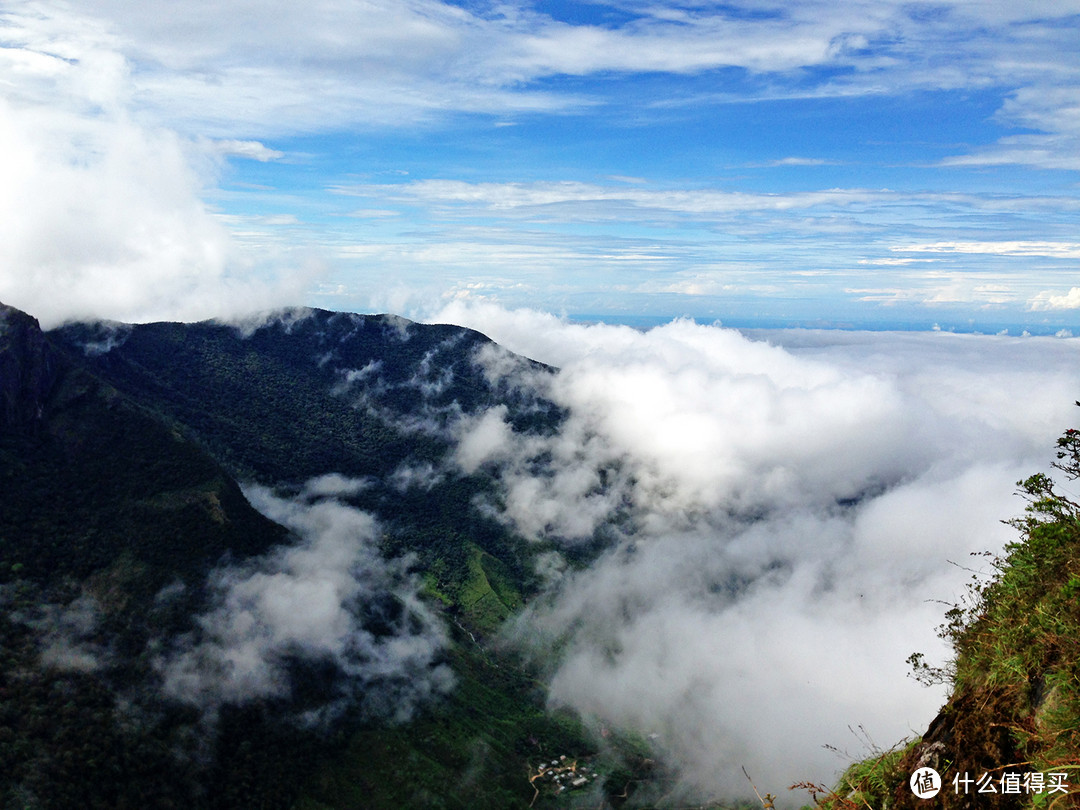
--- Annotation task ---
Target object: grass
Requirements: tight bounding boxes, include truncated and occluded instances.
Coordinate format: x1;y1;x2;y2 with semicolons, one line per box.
457;543;523;633
793;737;919;810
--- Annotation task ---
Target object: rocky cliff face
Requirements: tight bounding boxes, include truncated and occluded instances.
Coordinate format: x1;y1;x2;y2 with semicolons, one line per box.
0;304;61;429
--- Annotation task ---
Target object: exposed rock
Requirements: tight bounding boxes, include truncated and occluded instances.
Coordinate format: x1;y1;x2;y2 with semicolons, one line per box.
0;303;62;429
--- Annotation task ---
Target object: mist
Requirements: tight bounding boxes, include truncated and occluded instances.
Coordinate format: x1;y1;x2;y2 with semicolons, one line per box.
431;301;1080;802
157;480;453;724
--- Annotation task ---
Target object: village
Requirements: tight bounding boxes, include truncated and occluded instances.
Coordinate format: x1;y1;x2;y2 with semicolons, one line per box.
528;754;599;805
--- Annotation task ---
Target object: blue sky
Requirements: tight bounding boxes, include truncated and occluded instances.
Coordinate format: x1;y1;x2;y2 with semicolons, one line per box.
2;0;1080;331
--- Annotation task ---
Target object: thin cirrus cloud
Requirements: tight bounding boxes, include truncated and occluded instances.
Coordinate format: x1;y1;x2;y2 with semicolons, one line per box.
332;180;1080;222
894;241;1080;259
326;181;1080;319
331;179;890;216
6;1;1080;139
1;1;1079;326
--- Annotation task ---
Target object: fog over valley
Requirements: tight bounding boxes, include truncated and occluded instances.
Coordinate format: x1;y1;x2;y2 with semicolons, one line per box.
3;293;1080;806
423;302;1080;798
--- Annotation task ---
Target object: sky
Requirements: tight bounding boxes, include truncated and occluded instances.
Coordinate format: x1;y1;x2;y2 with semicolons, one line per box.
1;0;1080;332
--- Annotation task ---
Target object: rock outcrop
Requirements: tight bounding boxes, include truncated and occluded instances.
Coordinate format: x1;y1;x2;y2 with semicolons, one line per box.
0;303;61;429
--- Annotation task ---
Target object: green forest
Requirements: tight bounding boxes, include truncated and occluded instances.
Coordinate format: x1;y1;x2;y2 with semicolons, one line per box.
4;300;1080;810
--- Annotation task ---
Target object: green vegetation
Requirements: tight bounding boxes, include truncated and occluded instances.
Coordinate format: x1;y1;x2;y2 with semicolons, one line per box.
455;543;523;632
794;738;920;810
1;304;622;809
297;640;592;810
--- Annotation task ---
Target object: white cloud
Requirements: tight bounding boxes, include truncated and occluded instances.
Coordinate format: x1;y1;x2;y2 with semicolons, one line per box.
894;241;1080;258
940;134;1080;171
433;302;1080;801
1029;286;1080;310
27;594;109;674
333;181;1080;242
316;180;1080;317
942;86;1080;170
757;157;838;167
653;276;740;296
300;473;370;499
6;1;1077;137
332;179;890;218
6;0;577;134
857;258;937;266
845;278;1020;306
0;7;314;327
157;484;453;721
208;139;285;162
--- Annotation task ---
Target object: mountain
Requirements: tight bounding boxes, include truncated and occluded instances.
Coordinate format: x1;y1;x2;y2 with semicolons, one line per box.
0;303;293;808
11;299;1080;810
0;303;645;809
0;304;288;583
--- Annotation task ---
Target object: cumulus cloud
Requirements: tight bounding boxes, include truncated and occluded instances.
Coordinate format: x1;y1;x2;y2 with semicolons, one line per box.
0;7;312;328
431;302;1080;802
157;484;453;723
1030;286;1080;311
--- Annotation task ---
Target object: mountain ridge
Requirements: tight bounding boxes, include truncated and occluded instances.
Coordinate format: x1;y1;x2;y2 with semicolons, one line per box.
0;300;623;809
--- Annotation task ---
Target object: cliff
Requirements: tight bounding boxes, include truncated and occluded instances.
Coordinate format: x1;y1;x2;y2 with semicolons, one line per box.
0;304;61;429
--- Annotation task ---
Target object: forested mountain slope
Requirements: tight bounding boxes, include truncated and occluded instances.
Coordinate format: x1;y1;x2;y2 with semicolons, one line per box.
0;303;623;809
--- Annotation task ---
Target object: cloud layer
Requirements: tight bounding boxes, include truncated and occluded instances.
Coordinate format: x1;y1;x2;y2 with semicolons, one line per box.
432;302;1080;801
8;1;1079;139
